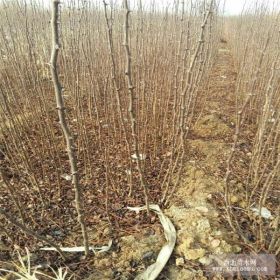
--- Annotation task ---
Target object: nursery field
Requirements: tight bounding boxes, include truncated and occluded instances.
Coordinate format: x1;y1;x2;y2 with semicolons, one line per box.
0;0;279;279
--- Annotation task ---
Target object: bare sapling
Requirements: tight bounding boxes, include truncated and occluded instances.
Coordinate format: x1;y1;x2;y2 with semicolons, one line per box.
123;0;150;213
50;0;89;256
162;0;214;205
103;0;134;195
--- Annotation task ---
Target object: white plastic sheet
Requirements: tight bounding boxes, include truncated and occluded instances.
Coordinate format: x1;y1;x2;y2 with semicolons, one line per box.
127;204;176;280
40;239;112;254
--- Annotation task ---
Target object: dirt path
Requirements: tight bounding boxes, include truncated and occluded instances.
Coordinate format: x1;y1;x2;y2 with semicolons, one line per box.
163;44;241;279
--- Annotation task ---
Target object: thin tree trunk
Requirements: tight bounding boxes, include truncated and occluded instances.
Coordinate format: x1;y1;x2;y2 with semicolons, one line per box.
123;0;150;214
50;0;89;256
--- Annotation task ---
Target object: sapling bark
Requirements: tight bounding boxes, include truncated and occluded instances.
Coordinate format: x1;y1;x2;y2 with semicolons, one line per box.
103;1;133;195
123;0;150;213
50;0;89;256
